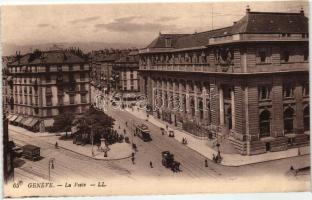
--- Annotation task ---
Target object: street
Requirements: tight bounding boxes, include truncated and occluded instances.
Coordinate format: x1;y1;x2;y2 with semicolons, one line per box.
5;94;310;195
8;104;310;187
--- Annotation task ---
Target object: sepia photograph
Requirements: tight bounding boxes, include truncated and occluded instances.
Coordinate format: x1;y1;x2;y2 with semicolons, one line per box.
1;0;311;198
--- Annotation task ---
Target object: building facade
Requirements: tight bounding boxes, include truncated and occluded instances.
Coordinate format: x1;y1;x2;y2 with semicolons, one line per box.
6;49;91;132
114;50;140;92
139;8;309;155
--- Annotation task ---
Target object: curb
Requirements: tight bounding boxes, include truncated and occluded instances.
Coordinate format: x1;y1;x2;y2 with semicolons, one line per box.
124;109;310;167
10;126;133;161
48;141;133;161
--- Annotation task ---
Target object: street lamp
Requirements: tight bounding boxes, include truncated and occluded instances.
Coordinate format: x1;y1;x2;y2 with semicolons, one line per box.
48;158;55;181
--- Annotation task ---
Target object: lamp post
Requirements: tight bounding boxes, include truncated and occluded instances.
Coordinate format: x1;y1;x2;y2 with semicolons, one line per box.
48;158;55;181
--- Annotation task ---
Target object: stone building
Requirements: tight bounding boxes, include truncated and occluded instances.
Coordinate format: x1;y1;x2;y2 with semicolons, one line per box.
6;49;91;132
90;51;120;93
114;50;140;93
139;8;309;155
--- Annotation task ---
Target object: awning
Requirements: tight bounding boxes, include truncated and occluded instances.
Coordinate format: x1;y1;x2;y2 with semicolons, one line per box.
6;114;13;119
9;115;18;122
44;119;55;127
23;118;34;127
29;119;39;128
15;116;24;123
20;117;28;125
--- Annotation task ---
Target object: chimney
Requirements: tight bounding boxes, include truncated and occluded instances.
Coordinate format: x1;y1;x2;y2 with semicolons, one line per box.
246;5;251;13
300;7;304;15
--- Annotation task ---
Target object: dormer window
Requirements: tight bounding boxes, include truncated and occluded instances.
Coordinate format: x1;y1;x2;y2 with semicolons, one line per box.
165;38;172;48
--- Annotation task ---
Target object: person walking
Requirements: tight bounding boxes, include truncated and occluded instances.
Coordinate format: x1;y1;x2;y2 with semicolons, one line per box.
131;156;135;164
55;142;58;149
205;159;208;167
150;161;153;168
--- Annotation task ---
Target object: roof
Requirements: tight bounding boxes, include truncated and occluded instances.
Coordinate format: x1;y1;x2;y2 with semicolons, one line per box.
146;34;190;49
231;11;308;34
23;144;40;150
9;50;88;66
143;10;308;51
115;54;139;63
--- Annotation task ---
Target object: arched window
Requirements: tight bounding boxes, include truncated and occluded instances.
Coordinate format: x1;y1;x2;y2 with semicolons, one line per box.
304;106;310;131
259;110;271;138
284;107;294;134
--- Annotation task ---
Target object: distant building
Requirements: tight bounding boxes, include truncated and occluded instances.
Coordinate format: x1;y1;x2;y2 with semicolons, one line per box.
90;50;124;93
114;50;140;93
6;49;91;132
139;8;309;155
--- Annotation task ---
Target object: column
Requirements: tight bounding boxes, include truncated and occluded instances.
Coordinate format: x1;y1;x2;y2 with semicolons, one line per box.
186;81;191;116
294;84;304;134
231;88;235;129
179;81;183;113
202;84;210;125
219;87;225;125
194;83;199;119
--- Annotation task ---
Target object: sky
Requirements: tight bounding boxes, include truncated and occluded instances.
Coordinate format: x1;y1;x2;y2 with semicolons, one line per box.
1;0;309;48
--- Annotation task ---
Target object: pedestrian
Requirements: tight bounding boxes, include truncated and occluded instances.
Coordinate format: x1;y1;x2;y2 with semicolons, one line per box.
150;161;153;168
55;142;58;149
166;125;168;130
131;156;135;164
125;121;128;127
212;154;217;163
205;159;208;167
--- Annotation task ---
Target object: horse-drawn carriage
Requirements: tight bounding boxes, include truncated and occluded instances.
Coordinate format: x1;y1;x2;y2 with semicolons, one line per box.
161;151;180;172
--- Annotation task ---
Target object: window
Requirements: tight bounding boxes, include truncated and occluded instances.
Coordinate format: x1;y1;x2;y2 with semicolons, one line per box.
81;94;87;103
47;109;52;117
46;75;51;83
281;51;290;62
80;64;84;70
304;106;310;131
259;86;271;100
283;84;294;98
259;51;266;63
46;86;52;96
24;95;28;105
259;110;271;138
130;72;134;79
284;107;294;134
46;66;50;72
131;86;134;91
69;65;73;71
46;97;52;106
304;49;309;61
69;95;75;104
165;38;172;48
80;73;85;81
303;83;309;97
57;65;62;72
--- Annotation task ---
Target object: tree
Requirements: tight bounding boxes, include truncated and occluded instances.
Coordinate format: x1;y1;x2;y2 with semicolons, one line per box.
52;112;75;138
73;107;115;144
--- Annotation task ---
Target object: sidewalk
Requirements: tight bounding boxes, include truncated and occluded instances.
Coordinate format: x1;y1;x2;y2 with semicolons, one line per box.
125;106;310;166
9;125;132;161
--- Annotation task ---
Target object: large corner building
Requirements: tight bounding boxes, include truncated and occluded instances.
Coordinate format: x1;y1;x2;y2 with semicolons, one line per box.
139;8;309;155
6;49;91;132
